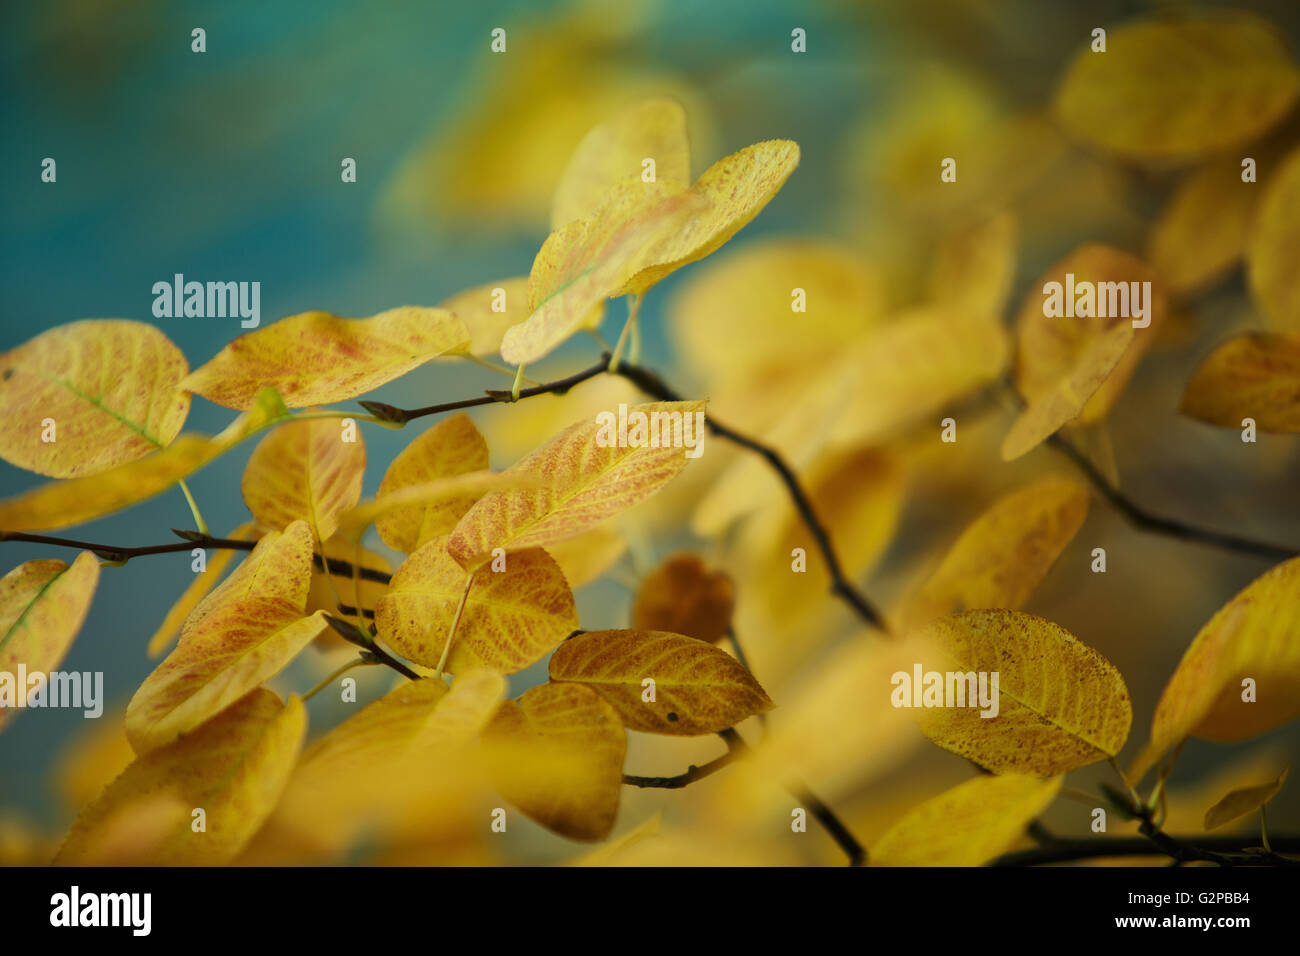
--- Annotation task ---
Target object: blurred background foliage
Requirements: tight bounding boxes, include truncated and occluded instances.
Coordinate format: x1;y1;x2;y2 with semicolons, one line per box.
2;0;1298;864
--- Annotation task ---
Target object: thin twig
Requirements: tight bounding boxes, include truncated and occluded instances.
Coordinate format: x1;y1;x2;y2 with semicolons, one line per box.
992;833;1300;867
358;358;612;424
1045;432;1297;562
0;530;393;583
610;360;890;633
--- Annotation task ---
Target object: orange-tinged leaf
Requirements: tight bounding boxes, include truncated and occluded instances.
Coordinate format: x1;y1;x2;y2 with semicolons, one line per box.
1204;768;1288;830
0;320;190;478
900;479;1090;631
483;682;626;841
551;96;691;228
501;181;704;365
0;394;289;532
56;689;306;865
1002;322;1135;461
632;553;734;644
0;552;99;732
911;610;1132;776
619;139;801;295
1013;244;1165;428
1130;557;1300;783
127;522;320;752
549;629;773;735
1180;332;1300;432
1247;146;1300;331
447;401;706;569
147;522;256;658
871;774;1063;866
438;276;532;358
127;605;326;754
1054;11;1300;164
241;417;366;542
376;537;577;674
375;413;490;553
183;521;314;639
181;306;469;409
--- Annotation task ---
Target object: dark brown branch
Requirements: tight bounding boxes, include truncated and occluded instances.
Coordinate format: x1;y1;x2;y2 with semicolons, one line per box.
1045;432;1297;562
993;832;1300;867
0;530;393;584
359;358;612;424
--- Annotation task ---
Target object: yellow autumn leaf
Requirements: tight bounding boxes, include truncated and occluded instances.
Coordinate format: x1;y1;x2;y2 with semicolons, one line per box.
181;521;314;639
375;413;489;553
482;682;626;841
269;671;504;854
56;689;305;865
1148;156;1261;296
0;390;288;532
871;774;1063;866
617;139;801;295
632;553;734;645
126;521;323;752
570;812;661;865
447;400;706;569
692;363;857;533
181;306;469;409
927;211;1019;318
0;552;99;733
717;638;927;815
543;522;626;590
1204;768;1288;830
241;417;366;542
55;714;135;813
128;606;325;755
0;320;190;478
334;471;535;546
1130;556;1300;784
375;536;577;674
500;181;705;365
377;1;706;231
439;275;606;359
1013;244;1166;428
551;96;691;228
669;236;888;395
549;629;773;735
731;444;905;653
911;609;1132;775
828;307;1009;448
1002;322;1136;461
900;478;1090;631
147;522;256;658
1179;332;1300;432
1054;11;1300;164
1247;146;1300;331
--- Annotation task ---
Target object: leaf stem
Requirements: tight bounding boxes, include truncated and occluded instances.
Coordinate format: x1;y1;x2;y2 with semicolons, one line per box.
434;572;474;679
176;479;208;536
302;656;373;703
